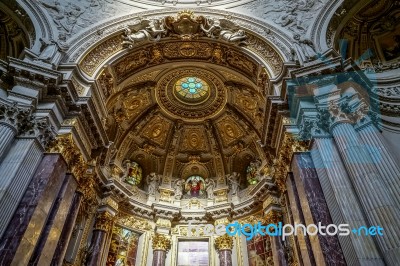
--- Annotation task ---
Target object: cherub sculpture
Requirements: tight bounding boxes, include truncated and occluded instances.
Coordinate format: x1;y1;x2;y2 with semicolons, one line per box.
122;19;166;49
200;18;247;45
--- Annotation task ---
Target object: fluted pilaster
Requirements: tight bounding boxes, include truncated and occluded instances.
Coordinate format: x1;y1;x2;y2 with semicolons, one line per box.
0;123;16;160
0;139;43;239
332;122;400;265
358;124;400;207
312;138;384;265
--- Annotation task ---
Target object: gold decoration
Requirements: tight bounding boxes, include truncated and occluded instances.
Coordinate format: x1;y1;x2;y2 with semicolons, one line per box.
121;91;151;120
265;210;283;225
94;212;115;232
214;188;228;203
80;36;123;76
273;133;309;193
152;233;171;251
117;214;151;231
47;134;87;181
215;117;244;146
156;218;172;228
159;187;174;203
215;234;234;250
181;128;208;151
141;115;172;147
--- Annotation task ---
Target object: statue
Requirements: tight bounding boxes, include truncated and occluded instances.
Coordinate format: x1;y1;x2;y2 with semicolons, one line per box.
293;34;318;62
227;172;240;196
200;18;247;44
122;19;166;49
146;172;160;196
173;178;185;200
204;178;215;199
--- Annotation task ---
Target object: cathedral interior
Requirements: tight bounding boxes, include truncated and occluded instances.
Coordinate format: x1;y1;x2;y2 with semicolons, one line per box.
0;0;400;265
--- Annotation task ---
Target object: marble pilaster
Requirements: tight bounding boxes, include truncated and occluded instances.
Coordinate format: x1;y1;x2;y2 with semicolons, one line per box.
286;172;316;266
312;138;384;265
270;236;287;266
291;152;346;266
332;122;400;265
0;139;44;239
86;211;114;266
51;191;83;265
29;173;77;265
0;154;67;266
215;234;233;266
358;124;400;207
151;233;171;266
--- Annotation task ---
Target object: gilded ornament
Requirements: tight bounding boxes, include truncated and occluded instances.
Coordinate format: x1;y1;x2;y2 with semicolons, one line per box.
94;212;115;232
215;234;234;250
152;233;171;251
265;209;282;225
47;134;88;181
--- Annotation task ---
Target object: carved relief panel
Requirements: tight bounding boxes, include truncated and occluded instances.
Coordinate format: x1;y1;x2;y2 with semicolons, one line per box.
141;115;172;147
180;127;209;152
215;116;244;147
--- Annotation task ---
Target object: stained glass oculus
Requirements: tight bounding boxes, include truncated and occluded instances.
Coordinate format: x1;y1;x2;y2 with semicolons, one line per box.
175;76;209;101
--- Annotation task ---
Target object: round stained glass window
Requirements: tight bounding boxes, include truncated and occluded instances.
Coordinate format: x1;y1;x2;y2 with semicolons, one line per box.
175;76;210;102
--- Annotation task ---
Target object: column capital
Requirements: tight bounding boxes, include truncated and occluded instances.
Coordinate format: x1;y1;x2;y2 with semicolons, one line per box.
215;234;233;251
93;211;115;232
264;209;283;225
152;233;171;251
47;134;88;181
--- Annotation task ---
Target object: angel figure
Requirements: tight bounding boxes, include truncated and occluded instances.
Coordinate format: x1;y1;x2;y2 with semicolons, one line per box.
173;179;185;200
122;19;166;49
200;18;247;44
146;172;160;196
228;172;240;196
204;178;215;199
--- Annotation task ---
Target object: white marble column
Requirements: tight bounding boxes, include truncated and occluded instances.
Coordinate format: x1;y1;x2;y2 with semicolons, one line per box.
312;138;384;265
331;122;400;265
358;124;400;207
0;123;17;160
0;138;43;239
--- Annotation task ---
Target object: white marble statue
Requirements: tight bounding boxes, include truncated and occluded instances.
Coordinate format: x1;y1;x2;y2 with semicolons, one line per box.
227;172;240;196
173;178;184;200
200;18;247;44
204;178;215;199
122;19;166;48
146;172;160;196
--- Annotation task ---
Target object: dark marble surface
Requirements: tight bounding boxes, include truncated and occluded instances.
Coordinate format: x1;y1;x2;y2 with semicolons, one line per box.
0;154;67;266
218;250;232;266
291;152;346;266
287;172;316;266
86;229;107;266
152;250;166;266
51;191;83;266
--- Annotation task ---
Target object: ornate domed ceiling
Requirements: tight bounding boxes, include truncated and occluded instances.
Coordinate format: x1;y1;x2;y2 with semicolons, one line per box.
102;59;268;187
